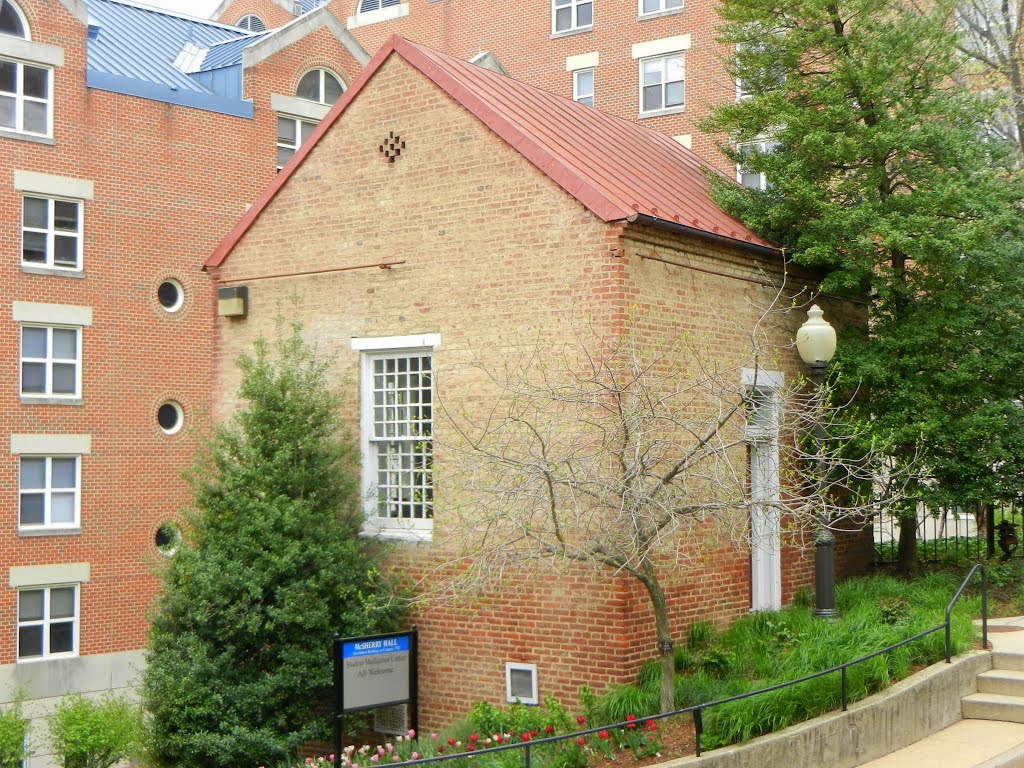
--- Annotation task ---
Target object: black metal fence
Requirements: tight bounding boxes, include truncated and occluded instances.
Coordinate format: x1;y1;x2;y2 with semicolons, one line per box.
382;567;987;767
873;501;1024;565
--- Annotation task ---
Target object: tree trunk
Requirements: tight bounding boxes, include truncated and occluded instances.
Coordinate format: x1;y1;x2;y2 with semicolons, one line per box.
896;514;918;576
638;564;675;714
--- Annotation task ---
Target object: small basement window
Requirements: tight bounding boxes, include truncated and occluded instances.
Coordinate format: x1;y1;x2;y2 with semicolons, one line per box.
505;662;538;705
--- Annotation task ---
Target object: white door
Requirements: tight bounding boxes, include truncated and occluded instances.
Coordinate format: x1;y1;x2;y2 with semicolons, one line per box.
747;385;781;611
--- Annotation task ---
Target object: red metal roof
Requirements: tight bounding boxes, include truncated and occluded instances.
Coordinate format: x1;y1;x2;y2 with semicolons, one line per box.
206;35;777;269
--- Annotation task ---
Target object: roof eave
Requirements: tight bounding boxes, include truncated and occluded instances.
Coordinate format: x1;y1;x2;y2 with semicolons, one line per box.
626;213;781;258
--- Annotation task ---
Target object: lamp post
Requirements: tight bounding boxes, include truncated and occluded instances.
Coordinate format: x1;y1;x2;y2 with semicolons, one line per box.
796;305;839;619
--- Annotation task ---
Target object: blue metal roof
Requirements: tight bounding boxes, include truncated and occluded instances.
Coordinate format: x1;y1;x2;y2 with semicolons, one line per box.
200;33;266;71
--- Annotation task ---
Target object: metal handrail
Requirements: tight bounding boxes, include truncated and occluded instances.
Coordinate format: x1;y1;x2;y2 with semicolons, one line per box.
385;566;987;765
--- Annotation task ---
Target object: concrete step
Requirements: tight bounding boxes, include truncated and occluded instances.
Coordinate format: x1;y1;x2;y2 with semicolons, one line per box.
993;652;1024;672
978;669;1024;697
963;692;1024;723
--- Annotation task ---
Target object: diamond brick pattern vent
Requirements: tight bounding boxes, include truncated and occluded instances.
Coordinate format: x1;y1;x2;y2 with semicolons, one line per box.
379;131;406;163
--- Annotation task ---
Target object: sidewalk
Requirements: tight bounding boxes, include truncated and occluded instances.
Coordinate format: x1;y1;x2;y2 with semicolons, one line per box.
854;616;1024;768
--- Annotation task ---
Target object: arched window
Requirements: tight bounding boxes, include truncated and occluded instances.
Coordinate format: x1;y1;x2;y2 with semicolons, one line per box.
359;0;400;14
297;69;344;105
236;14;266;32
0;0;28;39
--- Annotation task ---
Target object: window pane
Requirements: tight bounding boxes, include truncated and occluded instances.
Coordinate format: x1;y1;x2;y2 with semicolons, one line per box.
668;0;683;7
0;2;27;37
580;95;594;107
576;70;593;95
277;146;294;168
54;201;78;231
666;80;684;107
20;458;45;489
22;231;46;263
51;458;77;488
554;6;571;30
51;494;76;523
510;668;534;699
643;84;662;112
643;60;662;85
277;117;296;144
300;121;316;143
24;66;48;99
643;0;660;11
297;71;320;101
19;590;44;621
50;622;74;653
18;626;43;658
54;236;78;267
24;100;47;134
19;493;45;525
53;329;77;360
50;588;75;619
323;73;343;104
0;94;14;128
21;362;45;393
52;363;76;394
24;197;48;228
22;327;47;357
577;2;592;26
0;60;14;93
667;56;684;82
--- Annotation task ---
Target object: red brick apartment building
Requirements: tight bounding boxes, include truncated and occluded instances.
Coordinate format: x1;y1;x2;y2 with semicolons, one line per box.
0;0;370;762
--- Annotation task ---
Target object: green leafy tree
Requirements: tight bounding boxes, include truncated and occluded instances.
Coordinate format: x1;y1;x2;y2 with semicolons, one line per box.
705;0;1024;573
0;695;28;768
48;694;141;768
143;323;403;768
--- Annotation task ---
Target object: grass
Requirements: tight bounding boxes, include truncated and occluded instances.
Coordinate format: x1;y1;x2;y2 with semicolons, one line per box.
591;572;979;749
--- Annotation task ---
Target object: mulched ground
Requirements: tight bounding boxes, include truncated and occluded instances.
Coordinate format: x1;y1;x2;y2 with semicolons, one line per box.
587;717;697;767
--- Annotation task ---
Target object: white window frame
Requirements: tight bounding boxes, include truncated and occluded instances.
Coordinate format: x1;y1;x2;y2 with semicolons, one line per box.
505;663;539;705
638;0;683;18
0;0;29;39
20;324;82;400
276;114;317;170
236;14;266;31
16;584;79;661
21;195;83;271
0;57;52;137
18;455;80;530
736;139;777;191
638;52;684;117
552;0;592;35
349;0;408;28
572;68;594;107
297;68;345;106
354;334;439;541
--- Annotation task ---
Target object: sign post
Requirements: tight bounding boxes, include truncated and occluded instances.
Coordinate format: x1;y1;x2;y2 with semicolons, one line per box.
333;628;418;768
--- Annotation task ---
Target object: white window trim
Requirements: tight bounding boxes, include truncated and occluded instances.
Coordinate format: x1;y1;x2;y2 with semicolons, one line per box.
276;114;317;170
0;0;29;40
19;323;83;400
505;662;539;705
18;454;81;530
551;0;592;35
0;56;52;137
736;139;777;191
638;52;685;117
21;194;83;272
355;335;439;542
573;68;594;106
347;2;408;29
297;68;345;106
637;0;683;18
15;584;79;662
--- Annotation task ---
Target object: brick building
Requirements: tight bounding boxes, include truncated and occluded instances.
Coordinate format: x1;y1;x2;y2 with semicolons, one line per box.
209;0;753;178
204;36;872;727
0;0;370;762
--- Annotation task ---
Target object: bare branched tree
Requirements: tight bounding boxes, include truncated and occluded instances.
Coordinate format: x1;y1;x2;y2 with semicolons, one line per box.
418;307;907;715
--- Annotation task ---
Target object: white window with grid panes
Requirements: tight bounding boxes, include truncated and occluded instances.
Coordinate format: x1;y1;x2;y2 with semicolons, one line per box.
17;584;77;660
276;115;316;170
22;196;81;270
20;324;80;399
355;335;438;539
639;53;684;115
0;58;50;137
19;455;79;530
736;139;778;190
552;0;592;35
639;0;682;17
573;68;594;107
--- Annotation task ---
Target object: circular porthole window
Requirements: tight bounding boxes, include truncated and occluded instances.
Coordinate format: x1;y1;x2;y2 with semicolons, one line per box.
155;521;181;556
158;280;184;312
158;401;184;434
